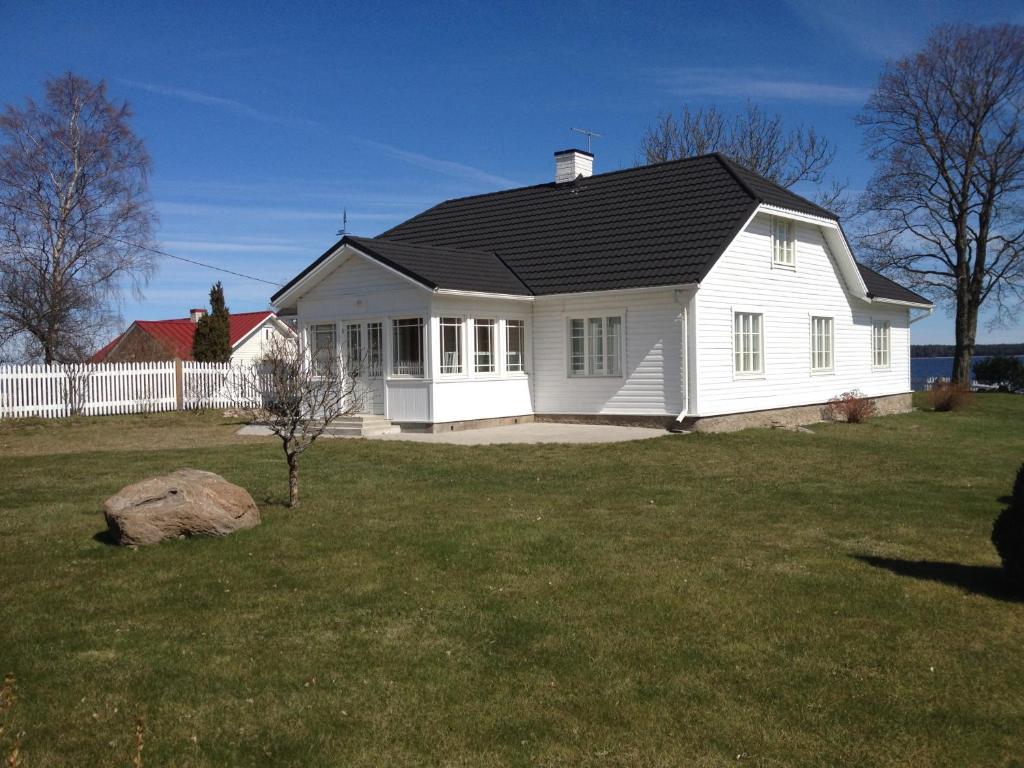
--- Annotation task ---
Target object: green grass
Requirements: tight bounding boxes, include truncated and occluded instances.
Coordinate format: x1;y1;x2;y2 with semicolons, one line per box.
1;395;1023;767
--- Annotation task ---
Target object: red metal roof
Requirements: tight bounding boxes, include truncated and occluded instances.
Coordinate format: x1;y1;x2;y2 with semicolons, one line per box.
91;311;275;362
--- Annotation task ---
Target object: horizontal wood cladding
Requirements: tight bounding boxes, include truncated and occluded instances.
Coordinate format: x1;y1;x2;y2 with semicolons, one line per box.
694;214;911;417
532;290;685;416
296;253;428;323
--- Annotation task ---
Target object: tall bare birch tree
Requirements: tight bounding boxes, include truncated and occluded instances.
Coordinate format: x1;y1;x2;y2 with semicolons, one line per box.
0;73;157;363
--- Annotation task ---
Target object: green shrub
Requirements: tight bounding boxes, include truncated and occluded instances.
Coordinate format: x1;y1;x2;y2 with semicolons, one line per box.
974;355;1024;392
992;463;1024;590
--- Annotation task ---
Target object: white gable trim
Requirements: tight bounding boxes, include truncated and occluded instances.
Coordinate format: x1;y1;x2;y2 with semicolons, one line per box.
272;242;432;309
230;313;296;351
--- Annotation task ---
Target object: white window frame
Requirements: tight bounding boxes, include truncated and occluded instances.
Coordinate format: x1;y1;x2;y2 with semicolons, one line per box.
366;321;384;378
344;322;363;377
771;216;796;268
810;315;834;373
505;319;527;374
439;317;465;376
391;317;425;378
472;318;497;374
732;311;764;377
566;314;624;378
310;323;337;375
872;319;891;369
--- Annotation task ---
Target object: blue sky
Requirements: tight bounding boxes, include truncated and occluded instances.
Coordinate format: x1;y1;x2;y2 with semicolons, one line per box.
4;0;1022;345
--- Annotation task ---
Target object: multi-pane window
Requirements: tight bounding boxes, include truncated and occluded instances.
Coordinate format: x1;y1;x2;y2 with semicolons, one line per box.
771;216;795;266
733;312;763;375
440;317;463;375
345;323;362;376
811;316;834;371
872;320;890;368
474;319;496;373
568;316;622;376
311;324;336;374
506;320;526;372
392;318;424;377
367;322;383;377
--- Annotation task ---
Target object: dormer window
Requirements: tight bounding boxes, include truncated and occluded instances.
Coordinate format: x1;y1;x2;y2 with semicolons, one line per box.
771;216;795;267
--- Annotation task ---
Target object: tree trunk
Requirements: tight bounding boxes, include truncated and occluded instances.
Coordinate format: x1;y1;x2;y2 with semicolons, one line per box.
286;452;300;508
951;281;979;386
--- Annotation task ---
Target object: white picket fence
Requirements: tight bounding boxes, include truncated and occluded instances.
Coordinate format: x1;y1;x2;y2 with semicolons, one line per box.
0;361;260;419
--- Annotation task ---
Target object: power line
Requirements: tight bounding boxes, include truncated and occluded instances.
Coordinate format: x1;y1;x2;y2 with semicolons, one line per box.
0;202;283;286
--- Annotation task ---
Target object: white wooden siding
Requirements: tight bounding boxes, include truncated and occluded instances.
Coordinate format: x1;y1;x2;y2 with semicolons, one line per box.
694;213;911;417
532;289;687;416
296;253;429;322
230;319;294;365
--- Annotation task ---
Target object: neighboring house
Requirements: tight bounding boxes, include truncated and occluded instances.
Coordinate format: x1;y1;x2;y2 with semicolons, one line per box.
91;309;295;364
271;150;932;432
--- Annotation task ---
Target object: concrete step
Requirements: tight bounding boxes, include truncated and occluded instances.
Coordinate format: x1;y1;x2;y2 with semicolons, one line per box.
322;413;398;437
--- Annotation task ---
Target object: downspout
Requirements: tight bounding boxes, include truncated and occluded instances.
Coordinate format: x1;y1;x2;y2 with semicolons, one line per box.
673;289;689;425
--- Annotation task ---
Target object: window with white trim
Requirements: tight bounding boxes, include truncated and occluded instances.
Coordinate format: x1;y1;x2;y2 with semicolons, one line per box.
811;316;833;371
872;320;890;368
345;323;362;377
311;323;336;375
568;316;622;376
771;216;795;266
367;322;383;377
439;317;463;375
505;320;525;372
392;318;424;377
474;319;496;373
733;312;763;375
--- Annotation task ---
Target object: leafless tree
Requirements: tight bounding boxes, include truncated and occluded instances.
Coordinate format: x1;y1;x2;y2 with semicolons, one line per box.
856;24;1024;384
232;334;362;508
639;103;846;211
0;73;157;364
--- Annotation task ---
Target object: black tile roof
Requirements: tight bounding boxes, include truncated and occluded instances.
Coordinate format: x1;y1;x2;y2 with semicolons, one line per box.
857;264;931;305
273;153;929;306
345;236;530;295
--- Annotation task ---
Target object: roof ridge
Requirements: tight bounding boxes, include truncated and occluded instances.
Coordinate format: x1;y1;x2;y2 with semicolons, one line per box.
715;154;836;219
384;152;728;212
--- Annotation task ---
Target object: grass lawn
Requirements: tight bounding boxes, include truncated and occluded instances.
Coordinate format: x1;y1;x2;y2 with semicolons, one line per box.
1;395;1023;767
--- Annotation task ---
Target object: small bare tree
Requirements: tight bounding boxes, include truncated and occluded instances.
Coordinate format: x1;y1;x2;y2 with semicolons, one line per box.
233;335;361;508
62;362;94;416
856;24;1024;384
0;73;157;363
639;103;845;211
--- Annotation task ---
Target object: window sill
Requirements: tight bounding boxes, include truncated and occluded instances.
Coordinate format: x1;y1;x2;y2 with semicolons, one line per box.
733;372;766;381
771;261;796;271
567;373;624;380
810;368;835;376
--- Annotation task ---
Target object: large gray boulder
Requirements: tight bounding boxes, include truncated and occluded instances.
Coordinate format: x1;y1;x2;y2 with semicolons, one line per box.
103;469;260;546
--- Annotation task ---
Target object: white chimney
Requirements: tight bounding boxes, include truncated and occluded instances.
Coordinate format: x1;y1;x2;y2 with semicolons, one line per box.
554;149;593;183
189;308;207;324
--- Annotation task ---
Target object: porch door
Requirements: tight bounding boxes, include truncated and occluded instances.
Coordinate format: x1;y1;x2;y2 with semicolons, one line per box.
365;321;386;416
344;321;386;415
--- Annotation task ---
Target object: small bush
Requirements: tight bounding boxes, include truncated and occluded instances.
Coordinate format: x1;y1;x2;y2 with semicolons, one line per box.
826;391;878;423
992;464;1024;590
974;355;1024;392
927;382;973;412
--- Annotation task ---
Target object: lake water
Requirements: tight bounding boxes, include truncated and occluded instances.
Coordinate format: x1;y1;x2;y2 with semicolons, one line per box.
911;355;1024;390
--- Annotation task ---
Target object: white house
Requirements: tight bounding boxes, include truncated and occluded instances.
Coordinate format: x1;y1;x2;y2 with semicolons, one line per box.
271;151;932;432
92;309;296;365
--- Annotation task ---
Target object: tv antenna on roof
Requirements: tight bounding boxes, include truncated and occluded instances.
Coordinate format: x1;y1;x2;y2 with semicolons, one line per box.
336;208;348;237
571;127;603;153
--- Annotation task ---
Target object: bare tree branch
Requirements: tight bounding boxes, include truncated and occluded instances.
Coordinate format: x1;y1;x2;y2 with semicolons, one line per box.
638;103;846;211
856;23;1024;383
0;72;157;363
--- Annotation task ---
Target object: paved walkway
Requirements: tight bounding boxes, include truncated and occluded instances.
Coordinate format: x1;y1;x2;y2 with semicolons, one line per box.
376;422;677;445
238;422;680;445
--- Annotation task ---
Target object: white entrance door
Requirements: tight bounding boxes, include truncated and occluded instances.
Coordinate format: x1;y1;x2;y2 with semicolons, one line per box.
365;321;386;416
342;320;386;415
